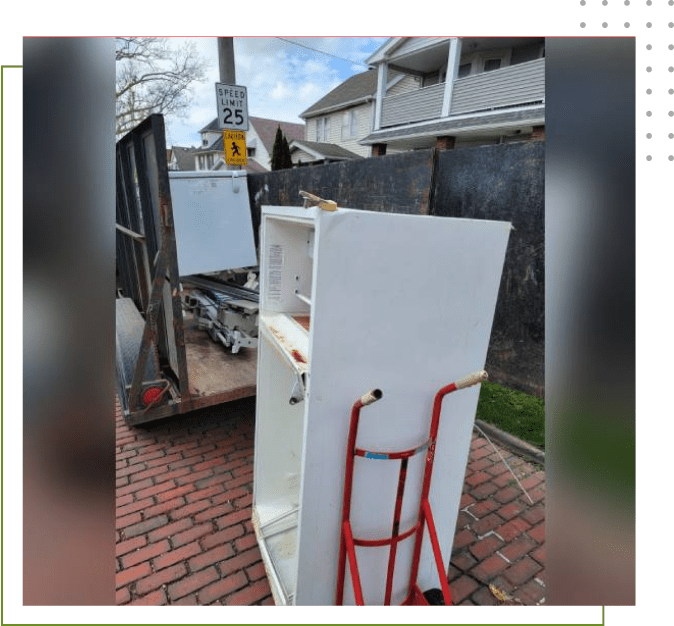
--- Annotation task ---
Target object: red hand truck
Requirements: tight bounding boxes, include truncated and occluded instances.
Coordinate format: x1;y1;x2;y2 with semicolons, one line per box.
336;370;488;606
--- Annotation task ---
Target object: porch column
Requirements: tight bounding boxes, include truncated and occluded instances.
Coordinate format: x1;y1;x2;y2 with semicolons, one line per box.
373;61;388;131
371;143;387;157
441;37;462;118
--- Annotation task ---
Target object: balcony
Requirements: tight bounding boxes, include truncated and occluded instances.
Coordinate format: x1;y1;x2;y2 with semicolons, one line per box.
381;83;445;128
380;57;545;128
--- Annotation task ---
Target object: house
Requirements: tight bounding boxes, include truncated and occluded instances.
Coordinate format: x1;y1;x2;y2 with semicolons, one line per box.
195;116;305;172
167;146;198;171
289;139;362;166
299;68;421;159
361;37;545;154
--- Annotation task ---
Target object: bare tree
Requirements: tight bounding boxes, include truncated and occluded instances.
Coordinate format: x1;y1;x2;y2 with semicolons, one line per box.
116;37;208;137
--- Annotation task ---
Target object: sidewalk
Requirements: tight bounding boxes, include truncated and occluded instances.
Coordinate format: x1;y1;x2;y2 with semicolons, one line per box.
450;434;546;605
116;397;545;606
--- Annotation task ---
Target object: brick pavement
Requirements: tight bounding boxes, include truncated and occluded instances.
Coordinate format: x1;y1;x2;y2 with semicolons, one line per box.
116;398;545;606
450;434;546;605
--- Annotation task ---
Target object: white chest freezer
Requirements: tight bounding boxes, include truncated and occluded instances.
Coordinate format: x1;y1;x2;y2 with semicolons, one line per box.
252;204;510;605
168;171;257;276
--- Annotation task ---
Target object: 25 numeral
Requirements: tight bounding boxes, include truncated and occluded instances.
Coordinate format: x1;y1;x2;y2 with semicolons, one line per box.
222;108;244;126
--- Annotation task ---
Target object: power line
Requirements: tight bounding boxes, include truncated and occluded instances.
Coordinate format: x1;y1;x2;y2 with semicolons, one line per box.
275;38;371;69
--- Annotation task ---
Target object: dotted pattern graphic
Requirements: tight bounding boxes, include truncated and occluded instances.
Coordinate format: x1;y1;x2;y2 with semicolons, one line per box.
579;1;673;161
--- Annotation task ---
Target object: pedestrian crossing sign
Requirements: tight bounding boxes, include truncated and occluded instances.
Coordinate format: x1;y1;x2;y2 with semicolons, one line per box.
224;130;247;166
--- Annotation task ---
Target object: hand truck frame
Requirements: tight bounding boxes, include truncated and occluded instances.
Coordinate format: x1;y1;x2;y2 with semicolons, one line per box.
336;370;488;606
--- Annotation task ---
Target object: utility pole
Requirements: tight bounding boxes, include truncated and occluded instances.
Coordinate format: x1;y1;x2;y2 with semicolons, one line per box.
218;37;236;84
217;37;240;170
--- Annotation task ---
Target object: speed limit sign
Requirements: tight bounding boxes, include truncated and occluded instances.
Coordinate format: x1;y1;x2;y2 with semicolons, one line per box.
215;83;249;131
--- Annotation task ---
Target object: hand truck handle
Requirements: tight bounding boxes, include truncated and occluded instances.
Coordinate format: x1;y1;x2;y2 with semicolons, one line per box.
359;389;383;406
454;370;488;390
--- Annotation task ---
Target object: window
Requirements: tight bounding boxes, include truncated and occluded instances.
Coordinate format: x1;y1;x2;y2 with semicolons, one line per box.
341;111;358;139
247;147;256;158
479;49;510;72
316;117;331;142
459;47;511;77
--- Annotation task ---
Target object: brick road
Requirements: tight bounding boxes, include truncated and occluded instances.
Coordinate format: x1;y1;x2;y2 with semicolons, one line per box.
116;397;545;606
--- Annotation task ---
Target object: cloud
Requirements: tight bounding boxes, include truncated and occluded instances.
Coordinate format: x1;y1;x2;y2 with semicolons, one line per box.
162;36;386;146
270;81;293;101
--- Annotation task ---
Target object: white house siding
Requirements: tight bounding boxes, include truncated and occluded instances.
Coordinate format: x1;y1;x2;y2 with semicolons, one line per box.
203;130;220;147
379;57;544;127
306;112;339;145
306;103;373;158
370;75;421;154
337;102;375;157
245;124;271;169
450;58;544;115
386;74;422;97
303;75;421;158
291;148;315;165
307;112;336;143
381;83;446;127
304;113;338;143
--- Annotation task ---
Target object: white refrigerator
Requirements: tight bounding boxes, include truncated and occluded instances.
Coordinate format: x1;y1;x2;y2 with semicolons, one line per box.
253;204;510;605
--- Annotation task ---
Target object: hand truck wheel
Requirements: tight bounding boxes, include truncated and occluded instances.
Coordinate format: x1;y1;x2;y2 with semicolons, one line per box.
423;588;445;605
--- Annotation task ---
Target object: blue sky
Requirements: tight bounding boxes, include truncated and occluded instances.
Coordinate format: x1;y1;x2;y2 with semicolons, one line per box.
164;37;388;147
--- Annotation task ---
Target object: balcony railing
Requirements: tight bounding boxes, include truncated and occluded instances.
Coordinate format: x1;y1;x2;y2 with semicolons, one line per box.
381;83;445;128
380;58;545;128
451;57;545;115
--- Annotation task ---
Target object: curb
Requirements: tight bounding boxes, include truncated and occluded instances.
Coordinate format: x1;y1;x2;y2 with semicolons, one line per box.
474;419;545;466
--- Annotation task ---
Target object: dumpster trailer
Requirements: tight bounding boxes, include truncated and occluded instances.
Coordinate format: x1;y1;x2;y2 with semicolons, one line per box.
115;114;258;426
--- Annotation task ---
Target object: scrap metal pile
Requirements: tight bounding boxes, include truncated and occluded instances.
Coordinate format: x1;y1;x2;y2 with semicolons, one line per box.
182;273;259;354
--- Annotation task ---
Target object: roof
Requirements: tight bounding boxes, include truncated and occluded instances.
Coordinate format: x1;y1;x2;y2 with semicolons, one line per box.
198;116;305;154
364;37;401;65
249;116;304;153
198;118;222;134
169;146;198;170
243;158;268;174
300;70;378;118
200;134;225;153
290;140;361;161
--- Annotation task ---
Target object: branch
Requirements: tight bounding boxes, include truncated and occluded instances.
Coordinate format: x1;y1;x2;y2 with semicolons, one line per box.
116;37;208;135
116;70;195;99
